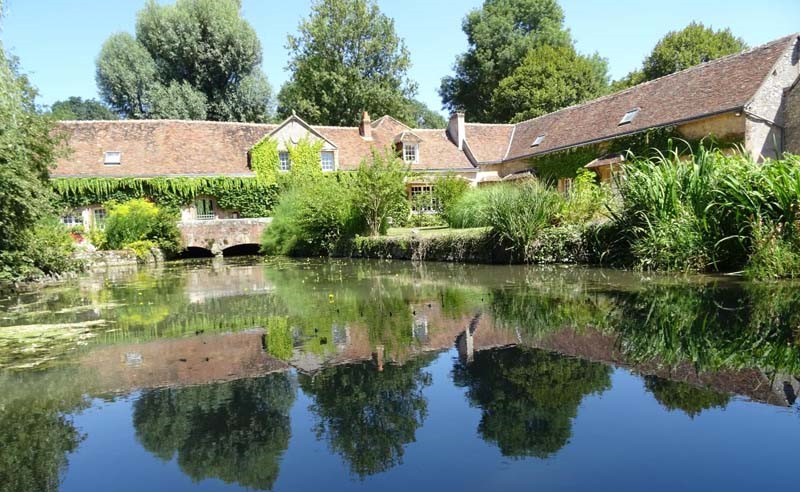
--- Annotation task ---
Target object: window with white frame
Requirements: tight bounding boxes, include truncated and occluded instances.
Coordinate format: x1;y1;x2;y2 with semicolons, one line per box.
320;151;335;171
619;108;640;125
279;151;291;171
104;151;121;166
403;143;419;164
195;198;216;220
61;213;83;227
410;184;437;213
93;208;107;229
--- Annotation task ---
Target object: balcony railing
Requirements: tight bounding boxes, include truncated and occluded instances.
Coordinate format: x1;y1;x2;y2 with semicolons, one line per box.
196;213;217;221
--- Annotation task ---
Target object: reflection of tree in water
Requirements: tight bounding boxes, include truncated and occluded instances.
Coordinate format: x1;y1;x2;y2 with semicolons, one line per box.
0;370;87;492
453;346;611;459
644;376;730;418
299;354;435;478
133;373;295;490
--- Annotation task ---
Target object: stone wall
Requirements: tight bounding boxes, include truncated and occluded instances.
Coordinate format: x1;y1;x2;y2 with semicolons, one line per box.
677;112;745;141
786;81;800;154
179;218;271;254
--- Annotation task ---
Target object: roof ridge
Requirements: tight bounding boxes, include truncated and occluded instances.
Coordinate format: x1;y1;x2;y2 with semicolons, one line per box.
57;119;277;128
510;33;800;129
464;122;515;127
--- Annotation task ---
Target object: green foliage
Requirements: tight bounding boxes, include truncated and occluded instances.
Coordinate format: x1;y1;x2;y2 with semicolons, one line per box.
432;174;470;219
613;22;747;90
261;177;357;256
298;355;434;477
277;0;416;126
560;169;612;224
287;138;325;184
50;96;118;120
52;177;280;218
453;346;611;458
96;0;272;122
610;148;800;275
440;0;607;123
484;182;564;256
405;99;447;128
133;374;294;490
443;185;496;228
0;37;75;281
351;150;410;236
644;376;730;418
249;138;280;184
492;44;609;123
104;199;183;255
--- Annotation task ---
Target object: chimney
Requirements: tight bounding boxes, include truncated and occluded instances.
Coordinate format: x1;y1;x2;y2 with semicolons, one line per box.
448;111;466;150
359;111;372;140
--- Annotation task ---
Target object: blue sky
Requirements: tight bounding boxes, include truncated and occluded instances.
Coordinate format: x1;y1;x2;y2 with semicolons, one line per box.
2;0;799;115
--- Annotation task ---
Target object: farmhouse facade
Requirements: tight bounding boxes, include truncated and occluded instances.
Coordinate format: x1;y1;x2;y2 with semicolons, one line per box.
54;34;800;226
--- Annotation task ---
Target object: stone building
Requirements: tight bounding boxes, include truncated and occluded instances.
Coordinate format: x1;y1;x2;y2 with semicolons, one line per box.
54;34;800;226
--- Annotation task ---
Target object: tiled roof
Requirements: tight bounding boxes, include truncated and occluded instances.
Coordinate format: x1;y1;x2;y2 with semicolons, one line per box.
504;34;799;161
463;123;515;163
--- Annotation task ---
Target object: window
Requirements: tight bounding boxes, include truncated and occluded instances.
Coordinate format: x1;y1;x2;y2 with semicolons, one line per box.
195;198;216;220
279;151;291;171
61;213;83;227
320;151;335;171
619;108;639;125
403;143;419;164
410;184;437;213
93;208;107;230
104;151;121;166
531;134;546;147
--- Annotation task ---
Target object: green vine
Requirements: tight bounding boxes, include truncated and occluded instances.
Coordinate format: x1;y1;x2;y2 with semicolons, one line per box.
250;137;280;183
529;127;743;180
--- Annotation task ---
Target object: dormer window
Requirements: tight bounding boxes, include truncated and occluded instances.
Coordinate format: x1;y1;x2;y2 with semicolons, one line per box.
104;151;121;165
279;151;291;171
619;108;640;125
403;143;419;164
320;151;335;171
531;134;546;147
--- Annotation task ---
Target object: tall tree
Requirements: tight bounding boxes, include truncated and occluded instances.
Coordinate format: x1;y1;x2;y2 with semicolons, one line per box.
405;99;447;128
96;0;273;122
492;44;608;123
440;0;576;122
612;23;748;91
277;0;417;126
50;97;118;120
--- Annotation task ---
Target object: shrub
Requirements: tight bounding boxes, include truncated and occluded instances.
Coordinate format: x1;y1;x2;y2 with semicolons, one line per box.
0;219;80;281
444;186;496;228
561;169;613;224
104;199;183;255
351;150;409;236
484;182;564;256
745;220;800;279
261;177;357;256
432;174;470;217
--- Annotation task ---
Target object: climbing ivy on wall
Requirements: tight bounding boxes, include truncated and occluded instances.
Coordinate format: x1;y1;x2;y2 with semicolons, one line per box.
250;138;280;183
287;138;325;185
52;177;281;218
528;127;743;180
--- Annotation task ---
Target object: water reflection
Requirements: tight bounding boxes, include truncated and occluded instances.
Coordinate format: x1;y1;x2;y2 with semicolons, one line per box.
453;346;611;458
2;259;800;490
299;355;434;478
133;373;295;490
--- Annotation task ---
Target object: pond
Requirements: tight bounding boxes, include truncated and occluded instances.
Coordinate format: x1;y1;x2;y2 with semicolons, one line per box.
1;258;798;491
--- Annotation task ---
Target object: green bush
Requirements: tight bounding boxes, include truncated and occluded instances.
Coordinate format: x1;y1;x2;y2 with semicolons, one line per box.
484;182;564;256
261;178;358;256
745;220;800;279
104;199;183;255
351;150;409;236
0;219;80;281
444;186;496;228
432;175;470;217
560;169;613;224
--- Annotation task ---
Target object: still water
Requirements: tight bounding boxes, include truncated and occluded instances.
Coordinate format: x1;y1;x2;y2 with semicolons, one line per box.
1;258;798;491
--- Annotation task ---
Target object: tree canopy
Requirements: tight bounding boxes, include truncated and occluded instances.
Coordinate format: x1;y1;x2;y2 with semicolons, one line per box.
96;0;273;122
492;44;609;123
50;97;118;120
277;0;417;126
612;22;748;91
440;0;607;123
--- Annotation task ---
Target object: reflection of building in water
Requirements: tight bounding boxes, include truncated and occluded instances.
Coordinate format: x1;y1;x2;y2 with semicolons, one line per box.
186;265;274;304
412;316;428;343
80;329;288;394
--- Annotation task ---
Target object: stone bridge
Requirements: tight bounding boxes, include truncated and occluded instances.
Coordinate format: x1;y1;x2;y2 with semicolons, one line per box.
179;218;271;256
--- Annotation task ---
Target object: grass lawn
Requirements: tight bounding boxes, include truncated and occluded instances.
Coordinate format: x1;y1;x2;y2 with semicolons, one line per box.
385;226;489;239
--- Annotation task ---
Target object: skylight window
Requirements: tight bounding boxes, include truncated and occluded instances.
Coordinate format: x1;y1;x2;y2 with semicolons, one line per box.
619;108;640;125
531;135;546;147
